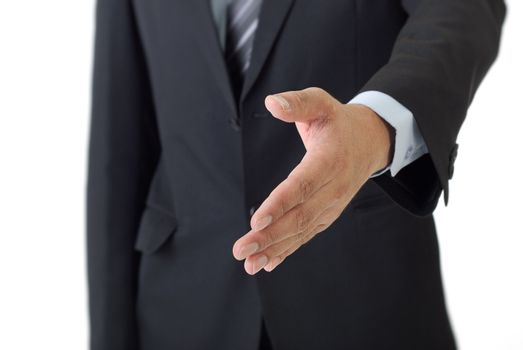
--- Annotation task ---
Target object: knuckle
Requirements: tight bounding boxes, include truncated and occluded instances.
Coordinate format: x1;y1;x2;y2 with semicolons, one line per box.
307;87;338;117
287;174;313;203
307;86;324;95
266;241;290;261
279;251;290;263
315;223;328;234
276;198;286;217
294;208;310;233
297;177;313;202
268;188;288;217
295;230;308;247
294;235;303;247
293;90;307;110
261;229;277;247
326;99;339;118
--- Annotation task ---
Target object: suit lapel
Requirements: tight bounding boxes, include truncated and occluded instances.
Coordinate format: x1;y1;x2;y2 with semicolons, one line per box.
240;0;296;103
190;0;296;116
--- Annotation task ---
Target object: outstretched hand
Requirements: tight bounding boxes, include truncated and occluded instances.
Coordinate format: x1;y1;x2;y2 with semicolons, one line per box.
232;87;394;274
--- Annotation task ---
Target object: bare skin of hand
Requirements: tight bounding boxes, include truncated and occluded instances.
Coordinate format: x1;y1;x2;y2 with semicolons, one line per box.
232;87;394;275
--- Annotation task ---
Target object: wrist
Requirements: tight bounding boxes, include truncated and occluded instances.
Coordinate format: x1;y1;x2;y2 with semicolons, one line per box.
371;112;394;173
346;104;394;176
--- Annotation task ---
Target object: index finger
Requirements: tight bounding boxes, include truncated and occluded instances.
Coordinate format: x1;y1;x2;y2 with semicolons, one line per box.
250;149;335;231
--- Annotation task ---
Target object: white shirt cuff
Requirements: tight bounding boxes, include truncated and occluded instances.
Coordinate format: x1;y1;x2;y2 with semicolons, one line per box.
348;91;428;177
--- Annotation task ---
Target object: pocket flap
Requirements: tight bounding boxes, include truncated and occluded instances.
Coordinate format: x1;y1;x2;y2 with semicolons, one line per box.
135;206;178;254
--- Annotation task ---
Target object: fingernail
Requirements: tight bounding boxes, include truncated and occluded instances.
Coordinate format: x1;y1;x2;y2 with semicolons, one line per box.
238;242;259;260
252;255;268;274
264;257;282;272
253;215;272;232
270;95;291;111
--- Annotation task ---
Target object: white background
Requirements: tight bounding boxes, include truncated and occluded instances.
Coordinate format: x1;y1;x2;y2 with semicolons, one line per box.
0;1;521;349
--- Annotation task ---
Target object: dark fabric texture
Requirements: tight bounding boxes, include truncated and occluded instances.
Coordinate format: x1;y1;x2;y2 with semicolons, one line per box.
258;319;273;350
87;0;505;349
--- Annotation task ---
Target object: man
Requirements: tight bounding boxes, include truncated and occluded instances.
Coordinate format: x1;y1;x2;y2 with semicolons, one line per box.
87;0;505;349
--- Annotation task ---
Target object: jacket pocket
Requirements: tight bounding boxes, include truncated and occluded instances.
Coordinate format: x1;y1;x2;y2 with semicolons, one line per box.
134;205;178;254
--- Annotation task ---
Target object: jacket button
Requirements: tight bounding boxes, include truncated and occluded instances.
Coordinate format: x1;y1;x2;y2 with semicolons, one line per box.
228;117;241;131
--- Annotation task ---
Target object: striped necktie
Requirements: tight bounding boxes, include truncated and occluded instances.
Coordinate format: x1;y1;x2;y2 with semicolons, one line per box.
225;0;263;99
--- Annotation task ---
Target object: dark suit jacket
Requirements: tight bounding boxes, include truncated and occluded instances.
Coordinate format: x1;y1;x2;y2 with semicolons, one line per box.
87;1;505;349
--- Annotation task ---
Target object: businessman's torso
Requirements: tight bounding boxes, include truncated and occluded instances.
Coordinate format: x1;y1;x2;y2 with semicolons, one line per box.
130;1;455;349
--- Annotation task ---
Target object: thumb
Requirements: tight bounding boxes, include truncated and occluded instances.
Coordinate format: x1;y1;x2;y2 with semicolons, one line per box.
265;87;338;123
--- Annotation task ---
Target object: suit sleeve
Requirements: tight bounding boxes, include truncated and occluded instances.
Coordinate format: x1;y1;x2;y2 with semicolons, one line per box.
87;0;160;349
361;0;506;216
